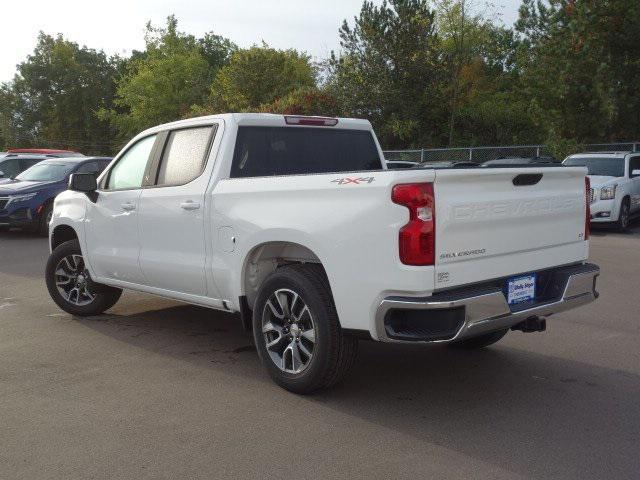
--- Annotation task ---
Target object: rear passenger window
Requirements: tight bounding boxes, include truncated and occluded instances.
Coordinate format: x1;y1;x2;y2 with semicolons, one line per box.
630;157;640;177
19;159;40;171
0;159;21;177
156;126;214;186
230;127;382;178
97;161;111;174
76;161;100;174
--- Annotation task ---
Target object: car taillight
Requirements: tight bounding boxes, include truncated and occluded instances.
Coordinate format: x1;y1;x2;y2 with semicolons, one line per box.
392;183;435;266
584;176;590;240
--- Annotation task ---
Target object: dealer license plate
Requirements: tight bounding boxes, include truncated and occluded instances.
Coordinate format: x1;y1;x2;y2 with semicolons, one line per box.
506;274;536;305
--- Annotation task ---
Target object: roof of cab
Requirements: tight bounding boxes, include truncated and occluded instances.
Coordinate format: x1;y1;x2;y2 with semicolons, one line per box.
134;113;373;139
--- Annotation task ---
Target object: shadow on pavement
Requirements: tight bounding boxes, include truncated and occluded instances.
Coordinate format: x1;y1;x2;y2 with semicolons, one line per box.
590;215;640;236
0;229;49;278
76;302;640;480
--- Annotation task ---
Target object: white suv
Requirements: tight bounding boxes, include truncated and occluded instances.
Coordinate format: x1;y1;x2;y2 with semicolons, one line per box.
564;152;640;231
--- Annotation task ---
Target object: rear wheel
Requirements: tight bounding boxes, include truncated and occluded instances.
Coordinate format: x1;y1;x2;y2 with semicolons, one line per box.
45;239;122;316
252;264;358;394
448;329;508;350
616;198;630;232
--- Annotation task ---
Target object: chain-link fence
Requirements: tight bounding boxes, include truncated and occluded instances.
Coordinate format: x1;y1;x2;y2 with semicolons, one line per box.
384;142;640;164
583;142;640;153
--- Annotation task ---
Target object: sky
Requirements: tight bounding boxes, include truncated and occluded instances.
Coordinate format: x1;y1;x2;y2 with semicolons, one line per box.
1;0;522;83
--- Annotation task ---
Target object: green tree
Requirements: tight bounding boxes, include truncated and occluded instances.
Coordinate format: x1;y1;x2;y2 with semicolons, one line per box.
0;33;120;154
515;0;640;144
435;1;544;146
0;85;21;150
326;0;447;148
207;45;316;112
103;16;236;138
258;86;339;116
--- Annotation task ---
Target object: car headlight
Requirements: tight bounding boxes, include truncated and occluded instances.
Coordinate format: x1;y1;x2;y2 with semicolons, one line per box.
600;185;616;200
8;192;39;204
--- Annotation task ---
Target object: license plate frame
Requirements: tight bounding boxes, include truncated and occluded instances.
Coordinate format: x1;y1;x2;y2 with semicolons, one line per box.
506;274;536;305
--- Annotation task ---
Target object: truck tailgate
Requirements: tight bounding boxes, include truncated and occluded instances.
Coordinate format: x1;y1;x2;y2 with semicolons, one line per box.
433;167;588;289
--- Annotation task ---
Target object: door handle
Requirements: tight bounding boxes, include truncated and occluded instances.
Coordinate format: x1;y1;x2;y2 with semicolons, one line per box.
121;202;136;211
180;201;201;211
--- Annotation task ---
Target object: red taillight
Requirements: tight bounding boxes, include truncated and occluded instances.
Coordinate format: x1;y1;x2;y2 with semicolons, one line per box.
585;176;591;240
284;115;338;126
392;183;435;266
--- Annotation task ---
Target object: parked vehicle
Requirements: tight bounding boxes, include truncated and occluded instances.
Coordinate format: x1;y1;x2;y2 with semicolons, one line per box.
385;160;420;169
563;152;640;231
0;157;111;235
6;148;83;157
0;155;49;183
482;156;556;166
46;114;599;393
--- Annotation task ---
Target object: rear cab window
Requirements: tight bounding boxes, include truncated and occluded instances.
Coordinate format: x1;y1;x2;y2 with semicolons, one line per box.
230;127;382;178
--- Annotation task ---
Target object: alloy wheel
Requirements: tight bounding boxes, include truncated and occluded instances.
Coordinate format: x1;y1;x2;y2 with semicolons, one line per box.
621;204;630;229
262;288;316;374
54;254;96;306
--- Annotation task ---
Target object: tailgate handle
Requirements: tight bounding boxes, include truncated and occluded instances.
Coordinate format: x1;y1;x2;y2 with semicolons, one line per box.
513;173;543;186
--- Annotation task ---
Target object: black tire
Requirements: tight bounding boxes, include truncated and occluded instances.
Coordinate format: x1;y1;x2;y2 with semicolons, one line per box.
252;264;358;394
616;198;630;232
448;328;508;350
37;202;53;237
45;239;122;316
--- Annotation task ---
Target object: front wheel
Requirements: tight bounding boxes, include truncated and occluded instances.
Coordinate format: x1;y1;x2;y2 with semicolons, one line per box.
45;239;122;316
616;198;630;232
252;264;358;394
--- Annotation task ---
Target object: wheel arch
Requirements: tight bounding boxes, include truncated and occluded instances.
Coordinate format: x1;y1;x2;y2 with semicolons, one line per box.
50;224;79;251
240;241;328;311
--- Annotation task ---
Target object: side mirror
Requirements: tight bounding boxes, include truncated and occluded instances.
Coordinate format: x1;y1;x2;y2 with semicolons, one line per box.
69;173;98;202
632;169;640;177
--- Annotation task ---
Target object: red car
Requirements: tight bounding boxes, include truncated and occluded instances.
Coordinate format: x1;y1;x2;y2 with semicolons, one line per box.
6;148;83;157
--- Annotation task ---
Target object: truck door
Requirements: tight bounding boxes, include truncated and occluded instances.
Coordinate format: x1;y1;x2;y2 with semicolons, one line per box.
85;134;159;283
137;124;220;297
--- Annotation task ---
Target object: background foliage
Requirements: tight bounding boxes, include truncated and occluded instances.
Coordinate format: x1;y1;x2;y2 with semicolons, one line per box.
0;0;638;156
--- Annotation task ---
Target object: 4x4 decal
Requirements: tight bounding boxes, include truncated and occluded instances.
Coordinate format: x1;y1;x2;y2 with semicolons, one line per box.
331;176;375;185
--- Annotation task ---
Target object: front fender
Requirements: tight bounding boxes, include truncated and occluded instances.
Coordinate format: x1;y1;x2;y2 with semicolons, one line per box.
49;190;88;253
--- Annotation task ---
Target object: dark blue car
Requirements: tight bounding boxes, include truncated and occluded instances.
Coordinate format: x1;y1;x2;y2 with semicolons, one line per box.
0;154;55;183
0;157;111;235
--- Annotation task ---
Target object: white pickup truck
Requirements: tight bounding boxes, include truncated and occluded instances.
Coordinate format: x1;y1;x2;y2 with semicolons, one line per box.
46;114;600;393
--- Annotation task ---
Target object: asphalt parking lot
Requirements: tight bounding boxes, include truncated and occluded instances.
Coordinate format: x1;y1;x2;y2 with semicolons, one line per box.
1;226;639;480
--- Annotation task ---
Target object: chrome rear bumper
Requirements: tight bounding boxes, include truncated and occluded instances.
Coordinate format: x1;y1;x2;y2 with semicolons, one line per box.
376;263;599;343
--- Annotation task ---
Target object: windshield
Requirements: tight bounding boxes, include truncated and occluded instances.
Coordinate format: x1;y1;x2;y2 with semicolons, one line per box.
563;157;625;177
16;163;74;182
